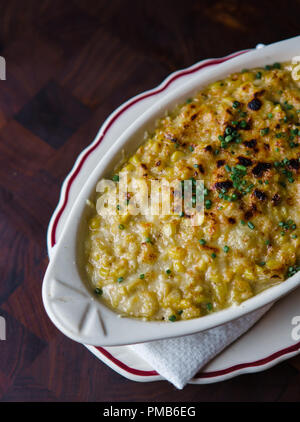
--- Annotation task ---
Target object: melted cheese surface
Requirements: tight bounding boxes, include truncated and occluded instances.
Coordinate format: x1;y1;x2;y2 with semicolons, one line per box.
84;62;300;321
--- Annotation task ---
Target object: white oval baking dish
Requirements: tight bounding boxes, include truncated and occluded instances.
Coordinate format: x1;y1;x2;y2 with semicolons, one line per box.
42;35;300;346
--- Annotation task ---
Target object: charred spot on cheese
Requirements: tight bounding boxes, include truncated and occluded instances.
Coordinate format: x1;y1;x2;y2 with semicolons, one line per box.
239;120;251;130
204;145;213;152
272;193;281;205
244;139;257;149
244;204;257;220
214;181;233;192
191;113;198;121
228;217;236;224
237;156;252;167
244;209;253;220
197;163;205;174
288;159;300;170
253;189;267;201
217;160;225;168
248;98;262;111
252;162;272;177
202;244;219;253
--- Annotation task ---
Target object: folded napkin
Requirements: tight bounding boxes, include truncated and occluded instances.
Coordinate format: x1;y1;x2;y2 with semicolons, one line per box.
130;304;272;389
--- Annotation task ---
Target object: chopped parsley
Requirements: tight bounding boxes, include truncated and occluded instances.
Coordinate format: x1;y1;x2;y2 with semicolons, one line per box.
94;288;103;295
169;315;177;322
247;221;255;230
206;303;213;311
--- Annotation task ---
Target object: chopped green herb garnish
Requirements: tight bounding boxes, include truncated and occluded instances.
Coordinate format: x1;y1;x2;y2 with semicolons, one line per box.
206;303;213;311
287;265;300;278
169;315;177;322
205;199;212;209
235;164;247;172
94;288;103;295
261;127;269;136
248;221;255;230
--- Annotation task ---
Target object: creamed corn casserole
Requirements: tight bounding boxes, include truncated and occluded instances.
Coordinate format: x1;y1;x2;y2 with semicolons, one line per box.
84;62;300;322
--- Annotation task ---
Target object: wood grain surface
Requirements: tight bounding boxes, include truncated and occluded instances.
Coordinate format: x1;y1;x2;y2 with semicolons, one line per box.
0;0;300;402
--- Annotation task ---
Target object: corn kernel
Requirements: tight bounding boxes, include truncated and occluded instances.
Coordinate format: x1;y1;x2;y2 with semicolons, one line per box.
170;151;184;162
266;259;281;270
98;267;110;277
130;154;140;165
243;268;255;281
163;223;176;237
89;217;100;230
173;260;185;272
168;246;186;259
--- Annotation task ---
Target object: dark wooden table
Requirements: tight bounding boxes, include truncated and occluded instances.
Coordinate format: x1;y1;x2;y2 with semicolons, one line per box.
0;0;300;402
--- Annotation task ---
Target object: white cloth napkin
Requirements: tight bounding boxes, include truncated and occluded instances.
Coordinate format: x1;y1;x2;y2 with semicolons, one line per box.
130;304;272;389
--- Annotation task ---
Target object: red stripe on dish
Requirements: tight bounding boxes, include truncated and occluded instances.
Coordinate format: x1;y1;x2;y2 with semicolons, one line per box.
50;50;247;247
50;48;300;381
95;341;300;379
